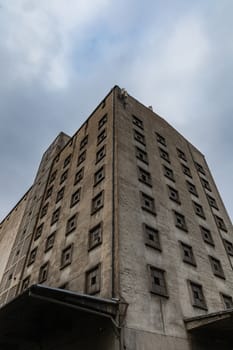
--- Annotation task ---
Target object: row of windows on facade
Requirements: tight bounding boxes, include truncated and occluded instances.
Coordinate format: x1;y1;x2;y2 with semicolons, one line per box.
149;265;233;310
21;260;233;310
132;115;231;258
30;117;109;274
132;114;207;175
22;262;101;296
40;163;105;219
39;125;107;219
140;187;232;279
49;142;106;190
27;218;102;271
133;117;228;235
35;189;104;243
133;119;228;234
133;120;232;283
133;114;217;213
30;222;101;263
144;218;231;279
51;113;107;181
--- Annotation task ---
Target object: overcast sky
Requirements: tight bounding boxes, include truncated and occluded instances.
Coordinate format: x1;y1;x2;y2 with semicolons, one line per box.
0;0;232;222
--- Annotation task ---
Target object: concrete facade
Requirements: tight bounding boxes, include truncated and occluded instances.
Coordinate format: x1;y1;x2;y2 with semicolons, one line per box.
0;86;232;349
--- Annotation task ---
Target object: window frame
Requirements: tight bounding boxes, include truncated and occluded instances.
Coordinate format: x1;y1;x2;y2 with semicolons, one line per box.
143;224;161;251
86;264;101;295
179;241;196;266
149;265;168;298
209;255;225;279
38;262;49;283
173;211;188;232
91;191;104;215
138;167;152;187
60;244;73;270
88;222;103;251
200;226;215;246
66;214;78;235
189;280;207;310
140;192;156;215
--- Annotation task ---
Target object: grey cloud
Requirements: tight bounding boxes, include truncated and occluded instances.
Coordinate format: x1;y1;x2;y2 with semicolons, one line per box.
0;0;232;221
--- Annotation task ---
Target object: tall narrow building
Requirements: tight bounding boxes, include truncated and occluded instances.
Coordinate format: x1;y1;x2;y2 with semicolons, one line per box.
0;86;232;350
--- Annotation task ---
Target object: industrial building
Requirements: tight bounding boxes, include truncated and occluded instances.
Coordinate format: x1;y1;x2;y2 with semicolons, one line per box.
0;86;232;349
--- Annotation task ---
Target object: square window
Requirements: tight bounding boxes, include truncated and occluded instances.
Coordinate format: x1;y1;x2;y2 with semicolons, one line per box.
177;148;187;161
70;188;81;208
221;293;233;309
27;247;37;266
45;186;53;200
193;202;206;219
21;276;30;292
60;244;73;269
56;186;65;203
132;115;144;129
45;232;56;252
223;239;233;256
97;129;107;145
181;164;192;178
86;265;101;295
98;114;107;129
80;135;88;150
77;150;86;166
134;129;145;145
38;262;49;283
51;207;60;226
49;170;57;184
94;166;105;186
91;191;104;214
74;167;84;185
195;161;206;175
200;177;212;191
140;192;156;215
156;133;166;146
63;154;71;168
206;194;218;210
159;148;170;163
189;281;207;310
35;223;44;240
200;226;214;246
209;256;225;279
138;167;152;187
40;203;48;219
214;215;227;232
96;145;106;163
149;266;168;297
89;223;102;250
180;242;196;266
144;224;161;250
60;169;69;184
135;147;148;164
186;181;198;197
163;165;175;182
66;214;78;235
173;211;188;232
167;186;180;204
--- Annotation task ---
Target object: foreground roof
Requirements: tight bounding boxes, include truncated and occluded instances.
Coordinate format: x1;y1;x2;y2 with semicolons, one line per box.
184;308;233;339
0;285;119;346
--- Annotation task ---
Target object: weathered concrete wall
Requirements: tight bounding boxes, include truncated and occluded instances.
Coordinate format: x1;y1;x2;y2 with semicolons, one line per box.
0;132;70;305
0;191;29;282
115;87;233;349
21;89;115;299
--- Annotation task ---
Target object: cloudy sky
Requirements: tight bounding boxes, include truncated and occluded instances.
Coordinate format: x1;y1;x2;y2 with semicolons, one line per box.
0;0;232;222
